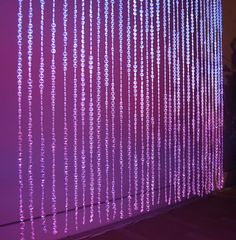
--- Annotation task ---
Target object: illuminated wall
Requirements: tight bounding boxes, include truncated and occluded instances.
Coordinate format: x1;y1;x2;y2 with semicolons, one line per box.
0;0;223;239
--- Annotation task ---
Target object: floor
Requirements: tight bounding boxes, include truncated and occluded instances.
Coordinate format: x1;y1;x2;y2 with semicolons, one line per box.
83;188;236;240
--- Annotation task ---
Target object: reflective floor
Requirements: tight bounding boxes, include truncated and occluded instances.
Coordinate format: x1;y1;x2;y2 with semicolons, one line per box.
82;188;236;240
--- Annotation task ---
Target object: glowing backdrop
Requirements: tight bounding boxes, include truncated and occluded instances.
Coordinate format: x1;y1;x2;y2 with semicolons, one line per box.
16;0;223;239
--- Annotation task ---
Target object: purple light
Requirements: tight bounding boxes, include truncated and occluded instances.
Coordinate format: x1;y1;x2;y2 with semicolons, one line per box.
16;0;224;239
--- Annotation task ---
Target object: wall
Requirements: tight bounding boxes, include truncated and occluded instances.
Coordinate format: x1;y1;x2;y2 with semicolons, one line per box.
222;0;236;185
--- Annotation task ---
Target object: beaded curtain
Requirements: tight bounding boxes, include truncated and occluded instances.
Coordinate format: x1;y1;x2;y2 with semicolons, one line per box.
17;0;223;239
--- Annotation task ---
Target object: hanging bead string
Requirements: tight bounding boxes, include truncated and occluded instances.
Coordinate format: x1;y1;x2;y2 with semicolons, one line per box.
156;0;161;205
163;0;168;203
199;0;205;196
213;0;219;190
104;0;110;221
27;0;35;238
216;0;221;189
17;0;25;238
213;0;218;191
195;0;201;196
219;0;224;189
217;0;222;189
119;0;124;219
139;0;145;212
176;0;182;202
80;0;86;224
181;0;186;198
111;0;117;220
133;0;139;211
186;0;192;199
202;0;207;195
150;0;155;206
167;0;172;205
206;0;211;193
210;0;215;191
212;0;216;191
208;0;213;192
62;0;69;232
201;1;207;193
172;0;177;203
213;0;220;189
96;0;102;223
203;0;208;194
190;0;196;195
209;0;213;192
39;0;46;232
216;0;219;187
185;0;192;198
199;1;205;196
215;0;221;189
73;0;78;230
145;0;150;212
209;0;213;191
127;0;132;217
89;0;95;223
51;0;57;234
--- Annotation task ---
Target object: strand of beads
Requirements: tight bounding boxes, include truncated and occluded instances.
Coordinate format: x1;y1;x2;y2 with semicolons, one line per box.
215;0;219;188
150;0;155;206
203;0;208;194
163;0;168;203
167;0;172;205
139;0;145;212
156;0;161;205
110;0;117;220
104;0;110;221
96;0;102;223
210;0;215;192
207;0;212;193
176;0;182;202
219;0;224;189
213;0;218;190
195;0;201;196
190;0;196;195
126;0;132;217
217;0;223;189
39;0;46;232
186;0;191;199
215;0;220;188
27;0;35;238
209;0;214;192
51;0;57;233
119;0;124;219
208;0;212;191
80;0;86;224
145;0;150;212
199;0;205;196
133;0;139;211
73;0;78;230
62;0;69;232
216;0;220;188
213;0;218;191
211;0;216;191
181;0;186;198
172;0;177;203
203;1;208;194
17;1;24;238
89;0;95;223
206;0;211;193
